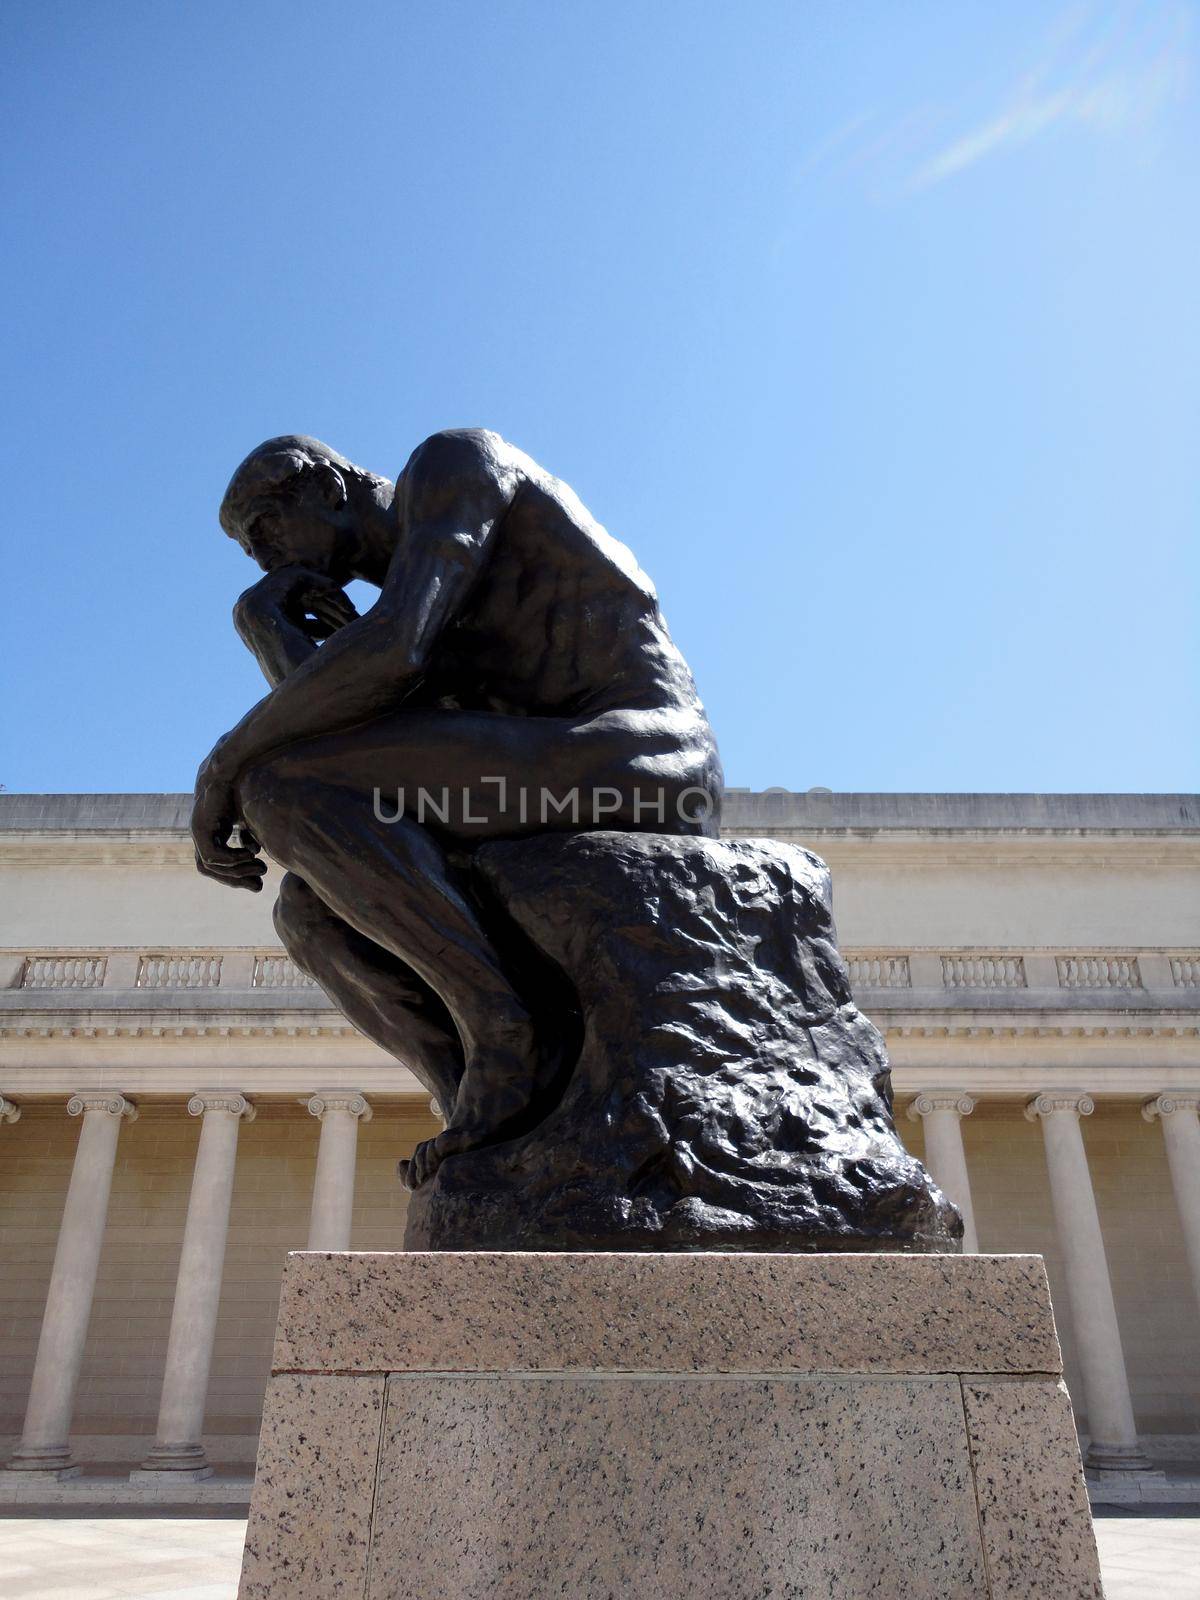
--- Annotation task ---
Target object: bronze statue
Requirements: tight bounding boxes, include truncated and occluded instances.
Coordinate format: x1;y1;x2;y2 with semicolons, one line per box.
194;430;722;1190
195;428;959;1252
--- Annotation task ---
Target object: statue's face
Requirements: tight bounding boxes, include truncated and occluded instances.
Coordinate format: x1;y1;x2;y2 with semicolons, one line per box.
233;477;353;581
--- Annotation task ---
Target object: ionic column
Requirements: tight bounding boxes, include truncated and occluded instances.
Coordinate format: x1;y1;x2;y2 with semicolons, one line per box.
0;1097;20;1125
305;1092;371;1251
134;1092;255;1482
1025;1091;1153;1473
6;1093;137;1477
1142;1093;1200;1317
906;1092;978;1252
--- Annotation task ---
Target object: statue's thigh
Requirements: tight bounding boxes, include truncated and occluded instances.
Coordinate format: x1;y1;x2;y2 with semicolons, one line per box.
288;711;598;835
288;707;706;838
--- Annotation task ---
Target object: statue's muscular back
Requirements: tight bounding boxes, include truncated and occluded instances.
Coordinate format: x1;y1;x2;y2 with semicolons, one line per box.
395;431;710;723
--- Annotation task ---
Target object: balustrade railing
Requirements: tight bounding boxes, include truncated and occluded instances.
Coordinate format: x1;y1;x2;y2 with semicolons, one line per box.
251;954;319;990
8;947;1197;1001
1056;955;1142;990
20;955;107;989
844;954;911;989
137;953;223;989
941;954;1026;989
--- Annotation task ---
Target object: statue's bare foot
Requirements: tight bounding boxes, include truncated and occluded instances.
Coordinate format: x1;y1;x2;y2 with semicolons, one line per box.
398;1118;506;1190
399;1010;543;1190
398;1135;442;1190
397;1125;485;1189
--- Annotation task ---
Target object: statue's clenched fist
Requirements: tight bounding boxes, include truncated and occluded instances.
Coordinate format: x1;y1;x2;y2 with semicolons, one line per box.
232;565;359;688
234;564;358;645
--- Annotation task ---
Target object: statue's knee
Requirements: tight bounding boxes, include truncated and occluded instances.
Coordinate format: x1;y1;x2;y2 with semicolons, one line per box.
237;752;302;855
236;755;278;827
273;872;320;949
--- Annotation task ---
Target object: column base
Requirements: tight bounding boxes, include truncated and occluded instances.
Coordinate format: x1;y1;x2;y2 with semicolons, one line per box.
129;1467;215;1485
1084;1440;1161;1474
5;1444;78;1479
131;1443;213;1483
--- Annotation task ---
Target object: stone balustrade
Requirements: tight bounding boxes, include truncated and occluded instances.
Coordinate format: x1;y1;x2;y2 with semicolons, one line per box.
249;954;320;989
843;954;911;989
5;947;1199;999
940;954;1026;989
18;956;108;990
1057;955;1142;990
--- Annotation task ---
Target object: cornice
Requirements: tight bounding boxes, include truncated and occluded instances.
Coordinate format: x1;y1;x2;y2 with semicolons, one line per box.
7;790;1196;833
722;829;1200;870
3;830;1198;873
0;1019;358;1040
885;1020;1199;1040
2;1012;1195;1045
0;837;199;867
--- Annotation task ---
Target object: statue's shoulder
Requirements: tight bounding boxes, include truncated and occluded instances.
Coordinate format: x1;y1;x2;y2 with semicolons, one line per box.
401;427;520;477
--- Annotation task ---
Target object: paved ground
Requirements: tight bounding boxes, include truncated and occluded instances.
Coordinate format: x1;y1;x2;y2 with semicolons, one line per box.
0;1510;1197;1597
0;1512;246;1600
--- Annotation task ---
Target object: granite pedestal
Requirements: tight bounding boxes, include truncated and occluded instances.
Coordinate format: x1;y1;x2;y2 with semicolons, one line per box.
238;1252;1103;1600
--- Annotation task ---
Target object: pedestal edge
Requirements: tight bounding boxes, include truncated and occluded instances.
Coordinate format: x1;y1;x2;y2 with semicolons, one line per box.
270;1251;1062;1378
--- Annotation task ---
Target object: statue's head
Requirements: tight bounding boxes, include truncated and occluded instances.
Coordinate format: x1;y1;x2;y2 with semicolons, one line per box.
219;437;390;580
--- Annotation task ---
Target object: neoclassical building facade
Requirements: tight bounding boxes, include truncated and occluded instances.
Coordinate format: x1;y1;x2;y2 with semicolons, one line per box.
1;790;1198;1495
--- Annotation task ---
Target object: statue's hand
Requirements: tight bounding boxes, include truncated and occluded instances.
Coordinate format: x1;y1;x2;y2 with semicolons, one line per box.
234;566;358;646
191;761;267;893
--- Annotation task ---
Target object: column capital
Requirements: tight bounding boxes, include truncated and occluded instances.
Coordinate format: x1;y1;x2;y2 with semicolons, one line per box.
67;1093;137;1122
187;1091;255;1121
305;1091;372;1122
1025;1090;1094;1122
1142;1092;1200;1122
0;1096;20;1124
907;1091;975;1121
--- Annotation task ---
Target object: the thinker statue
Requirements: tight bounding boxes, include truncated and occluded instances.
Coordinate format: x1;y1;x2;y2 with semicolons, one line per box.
196;428;958;1252
194;430;723;1191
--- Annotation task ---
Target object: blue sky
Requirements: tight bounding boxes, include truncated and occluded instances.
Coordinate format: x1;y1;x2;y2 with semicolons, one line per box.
2;0;1196;794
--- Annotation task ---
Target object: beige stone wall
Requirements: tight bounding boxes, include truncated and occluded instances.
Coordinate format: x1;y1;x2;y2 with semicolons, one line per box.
4;794;1195;1467
902;1101;1200;1438
3;1097;1196;1450
826;854;1199;948
0;1101;439;1445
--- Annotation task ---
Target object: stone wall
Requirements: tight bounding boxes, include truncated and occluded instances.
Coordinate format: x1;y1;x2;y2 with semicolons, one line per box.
4;1098;1197;1453
906;1098;1200;1439
2;789;1197;1472
1;1102;437;1456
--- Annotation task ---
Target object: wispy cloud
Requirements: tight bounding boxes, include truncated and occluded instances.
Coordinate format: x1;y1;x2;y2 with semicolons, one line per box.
803;2;1192;202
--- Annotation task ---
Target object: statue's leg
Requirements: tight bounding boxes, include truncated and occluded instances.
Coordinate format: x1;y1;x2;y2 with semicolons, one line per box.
273;872;464;1114
238;753;543;1188
237;704;722;1186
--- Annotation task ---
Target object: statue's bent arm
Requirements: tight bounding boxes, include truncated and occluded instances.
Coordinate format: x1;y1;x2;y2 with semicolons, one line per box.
207;430;518;783
232;569;360;688
232;593;318;688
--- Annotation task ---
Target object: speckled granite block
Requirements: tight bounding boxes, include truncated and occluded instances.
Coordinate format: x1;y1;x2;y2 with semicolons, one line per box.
237;1373;384;1600
963;1378;1104;1599
370;1374;987;1599
274;1250;1059;1376
240;1252;1100;1600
